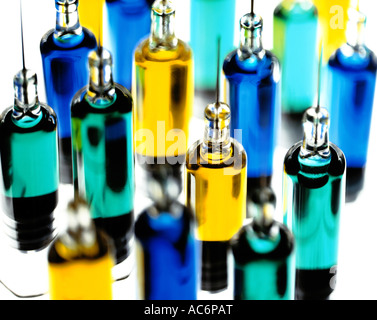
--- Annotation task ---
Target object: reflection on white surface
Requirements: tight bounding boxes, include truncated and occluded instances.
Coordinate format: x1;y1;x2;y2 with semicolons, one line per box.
0;0;376;300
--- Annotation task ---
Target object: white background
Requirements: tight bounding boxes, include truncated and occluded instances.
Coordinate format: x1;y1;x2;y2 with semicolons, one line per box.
0;0;377;300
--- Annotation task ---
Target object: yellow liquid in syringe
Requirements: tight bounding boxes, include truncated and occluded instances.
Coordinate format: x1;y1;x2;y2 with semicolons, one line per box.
48;233;113;300
48;255;113;300
313;0;351;61
185;142;247;241
78;0;105;43
133;40;194;160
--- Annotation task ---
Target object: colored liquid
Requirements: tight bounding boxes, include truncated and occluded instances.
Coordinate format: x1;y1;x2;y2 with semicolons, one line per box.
273;1;318;114
283;143;345;299
232;221;295;300
78;0;105;42
185;140;247;242
48;231;113;300
223;51;280;181
135;206;197;300
71;85;134;264
0;105;59;251
106;0;151;90
134;40;193;159
40;29;97;184
190;0;236;90
313;0;351;62
328;46;377;169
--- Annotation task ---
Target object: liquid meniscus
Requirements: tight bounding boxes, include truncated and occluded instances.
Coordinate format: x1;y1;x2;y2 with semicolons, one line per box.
48;231;113;300
186;140;247;241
